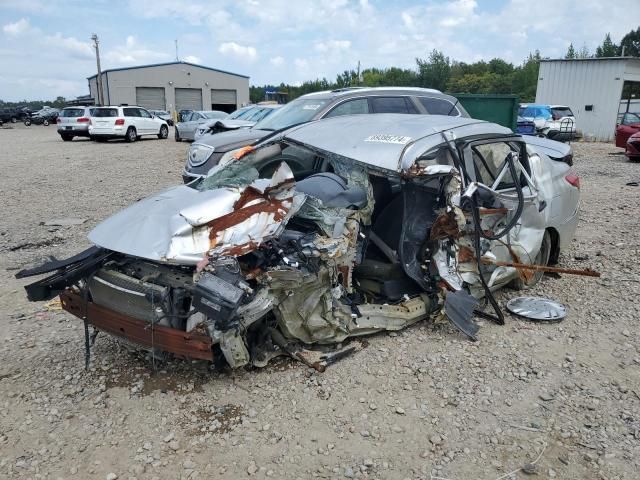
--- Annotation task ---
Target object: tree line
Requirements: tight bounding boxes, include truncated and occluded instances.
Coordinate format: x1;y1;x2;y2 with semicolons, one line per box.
251;28;640;104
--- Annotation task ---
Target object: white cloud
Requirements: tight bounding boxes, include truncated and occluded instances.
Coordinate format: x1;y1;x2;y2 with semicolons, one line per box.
3;18;30;36
315;40;351;53
270;56;285;67
104;36;170;65
183;55;201;64
218;42;257;61
44;33;94;59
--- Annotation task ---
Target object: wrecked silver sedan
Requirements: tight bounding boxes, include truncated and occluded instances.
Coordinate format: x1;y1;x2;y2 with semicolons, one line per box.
19;114;581;369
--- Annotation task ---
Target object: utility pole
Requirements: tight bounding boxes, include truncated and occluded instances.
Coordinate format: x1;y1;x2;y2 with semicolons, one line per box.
175;39;179;61
91;34;104;105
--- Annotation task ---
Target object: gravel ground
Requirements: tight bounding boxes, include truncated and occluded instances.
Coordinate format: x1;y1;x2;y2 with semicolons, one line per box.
0;124;639;480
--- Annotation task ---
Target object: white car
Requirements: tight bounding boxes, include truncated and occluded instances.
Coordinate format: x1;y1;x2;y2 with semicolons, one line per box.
519;104;576;140
89;106;169;142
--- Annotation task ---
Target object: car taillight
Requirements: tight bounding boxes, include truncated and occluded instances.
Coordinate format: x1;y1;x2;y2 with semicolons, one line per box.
565;173;580;190
115;118;125;125
77;117;90;123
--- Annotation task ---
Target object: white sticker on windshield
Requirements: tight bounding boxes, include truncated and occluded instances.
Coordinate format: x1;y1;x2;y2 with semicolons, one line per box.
364;134;412;145
302;104;322;110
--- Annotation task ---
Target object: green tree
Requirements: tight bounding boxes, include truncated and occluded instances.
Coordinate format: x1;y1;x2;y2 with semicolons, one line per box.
618;27;640;57
416;50;450;91
565;43;576;59
595;33;618;57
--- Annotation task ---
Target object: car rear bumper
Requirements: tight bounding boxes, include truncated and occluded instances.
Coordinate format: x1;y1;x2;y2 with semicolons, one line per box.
58;127;90;136
625;139;640;159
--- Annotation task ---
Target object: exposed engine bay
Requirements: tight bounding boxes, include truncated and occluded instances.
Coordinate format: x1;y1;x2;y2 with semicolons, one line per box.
19;133;558;369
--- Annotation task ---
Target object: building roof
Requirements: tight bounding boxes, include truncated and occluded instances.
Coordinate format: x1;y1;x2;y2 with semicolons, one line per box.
540;56;640;63
87;61;249;80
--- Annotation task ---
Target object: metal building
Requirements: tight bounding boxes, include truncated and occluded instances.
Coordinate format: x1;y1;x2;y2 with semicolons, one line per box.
87;61;249;114
535;57;640;141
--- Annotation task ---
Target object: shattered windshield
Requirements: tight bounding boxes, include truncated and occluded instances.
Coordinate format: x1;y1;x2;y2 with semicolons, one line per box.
253;98;329;131
196;160;260;190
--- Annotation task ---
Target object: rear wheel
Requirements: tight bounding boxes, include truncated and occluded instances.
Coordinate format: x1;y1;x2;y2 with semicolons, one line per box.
43;119;50;126
60;134;73;141
24;119;31;126
510;230;552;290
174;127;181;142
10;117;17;123
125;127;137;142
158;125;168;139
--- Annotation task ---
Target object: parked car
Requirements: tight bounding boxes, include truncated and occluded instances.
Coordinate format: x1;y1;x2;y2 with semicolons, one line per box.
18;114;580;369
625;131;640;160
193;105;282;141
183;87;470;182
88;106;169;142
175;110;228;141
519;104;576;140
56;106;95;141
615;112;640;149
0;107;30;125
178;109;193;122
516;116;536;135
24;107;59;126
150;110;174;126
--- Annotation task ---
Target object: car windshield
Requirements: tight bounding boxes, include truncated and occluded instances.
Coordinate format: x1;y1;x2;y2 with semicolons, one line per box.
92;108;118;117
61;109;84;118
253;98;329;131
552;107;573;118
203;111;227;119
245;107;276;122
228;107;255;119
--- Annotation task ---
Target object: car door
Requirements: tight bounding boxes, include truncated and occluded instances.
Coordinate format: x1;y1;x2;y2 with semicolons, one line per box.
122;107;140;132
138;108;155;134
461;138;546;289
185;112;201;139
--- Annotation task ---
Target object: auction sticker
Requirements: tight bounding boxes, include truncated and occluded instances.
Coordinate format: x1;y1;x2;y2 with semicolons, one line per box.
302;104;322;110
364;134;411;144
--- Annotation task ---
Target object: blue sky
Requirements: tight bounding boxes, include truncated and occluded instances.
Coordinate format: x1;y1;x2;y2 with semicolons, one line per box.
0;0;638;101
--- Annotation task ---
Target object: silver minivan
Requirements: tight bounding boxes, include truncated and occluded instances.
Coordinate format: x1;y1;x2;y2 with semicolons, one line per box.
57;106;95;141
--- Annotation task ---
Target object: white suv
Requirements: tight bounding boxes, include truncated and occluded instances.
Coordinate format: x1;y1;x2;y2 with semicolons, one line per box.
89;106;169;142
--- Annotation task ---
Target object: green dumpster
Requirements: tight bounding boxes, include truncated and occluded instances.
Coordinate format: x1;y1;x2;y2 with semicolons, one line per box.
451;94;519;131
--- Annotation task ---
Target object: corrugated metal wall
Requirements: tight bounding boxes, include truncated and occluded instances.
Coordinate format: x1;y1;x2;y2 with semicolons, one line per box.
535;59;626;142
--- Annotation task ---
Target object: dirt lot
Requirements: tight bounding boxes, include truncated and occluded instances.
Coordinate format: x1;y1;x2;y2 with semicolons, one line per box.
0;123;639;480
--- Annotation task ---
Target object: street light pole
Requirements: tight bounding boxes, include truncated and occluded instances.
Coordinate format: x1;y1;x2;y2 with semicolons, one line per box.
91;34;104;106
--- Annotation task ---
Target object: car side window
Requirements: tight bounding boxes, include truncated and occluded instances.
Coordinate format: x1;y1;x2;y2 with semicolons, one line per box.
472;142;523;190
370;96;414;114
123;108;139;117
139;109;152;118
324;98;370;118
418;97;459;116
622;113;640;125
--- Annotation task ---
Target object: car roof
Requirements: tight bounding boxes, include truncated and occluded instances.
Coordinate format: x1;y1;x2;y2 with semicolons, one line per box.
298;86;444;101
280;113;512;172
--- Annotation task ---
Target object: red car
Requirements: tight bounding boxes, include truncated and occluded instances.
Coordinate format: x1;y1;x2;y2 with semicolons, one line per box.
615;112;640;148
626;131;640;160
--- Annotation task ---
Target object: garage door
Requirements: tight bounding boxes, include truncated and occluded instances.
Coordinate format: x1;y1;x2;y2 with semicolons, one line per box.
211;89;237;105
175;88;203;111
135;87;166;110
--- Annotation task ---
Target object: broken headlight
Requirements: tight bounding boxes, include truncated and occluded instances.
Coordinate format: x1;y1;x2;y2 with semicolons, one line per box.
188;143;215;167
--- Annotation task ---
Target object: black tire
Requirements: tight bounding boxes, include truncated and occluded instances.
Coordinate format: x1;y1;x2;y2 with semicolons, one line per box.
510;230;552;290
175;127;181;142
10;117;17;123
158;125;168;139
43;119;50;126
60;134;73;142
24;119;32;126
125;127;137;142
